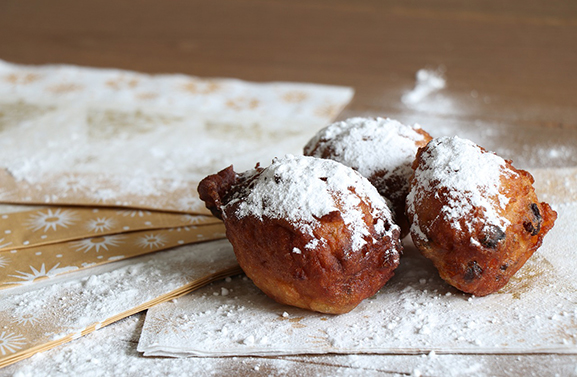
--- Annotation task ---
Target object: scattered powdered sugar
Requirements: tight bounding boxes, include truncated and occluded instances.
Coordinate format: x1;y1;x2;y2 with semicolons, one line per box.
407;136;514;241
6;201;577;376
4;197;577;376
304;238;320;250
13;312;576;377
0;60;353;207
304;117;427;201
227;155;397;253
0;239;238;367
394;68;577;170
402;69;447;106
139;206;577;357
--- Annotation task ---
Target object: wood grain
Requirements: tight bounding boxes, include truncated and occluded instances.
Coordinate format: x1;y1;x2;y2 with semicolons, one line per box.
1;0;576;129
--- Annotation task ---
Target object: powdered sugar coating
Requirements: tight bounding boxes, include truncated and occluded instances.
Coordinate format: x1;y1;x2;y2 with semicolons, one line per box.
407;136;516;242
225;155;398;253
304;117;427;201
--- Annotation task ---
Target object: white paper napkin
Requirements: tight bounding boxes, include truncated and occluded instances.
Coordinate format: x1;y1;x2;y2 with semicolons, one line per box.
138;201;577;357
0;60;354;211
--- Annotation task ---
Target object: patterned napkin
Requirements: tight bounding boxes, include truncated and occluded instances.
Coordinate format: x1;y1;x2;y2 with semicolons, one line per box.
0;59;353;291
0;206;225;290
0;223;227;290
138;169;577;357
0;60;354;368
0;59;354;212
0;206;220;252
0;239;241;368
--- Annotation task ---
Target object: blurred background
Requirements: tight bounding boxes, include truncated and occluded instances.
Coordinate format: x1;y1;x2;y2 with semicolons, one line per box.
1;0;576;165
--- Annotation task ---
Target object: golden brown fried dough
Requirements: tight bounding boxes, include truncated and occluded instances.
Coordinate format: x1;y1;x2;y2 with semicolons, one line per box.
304;117;432;237
198;155;402;314
406;136;557;296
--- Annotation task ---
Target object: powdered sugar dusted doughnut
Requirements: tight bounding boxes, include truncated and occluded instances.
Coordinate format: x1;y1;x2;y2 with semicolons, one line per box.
198;155;402;314
304;117;432;236
406;136;557;296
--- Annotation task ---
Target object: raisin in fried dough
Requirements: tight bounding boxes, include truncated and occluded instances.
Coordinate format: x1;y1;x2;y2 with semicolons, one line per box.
198;155;402;314
304;117;432;237
406;136;557;296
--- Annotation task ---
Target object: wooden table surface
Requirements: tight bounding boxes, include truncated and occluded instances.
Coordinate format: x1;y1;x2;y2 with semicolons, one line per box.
2;0;576;127
1;1;577;375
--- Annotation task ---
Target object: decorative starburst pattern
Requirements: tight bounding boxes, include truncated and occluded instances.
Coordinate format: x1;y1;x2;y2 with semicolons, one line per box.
0;187;14;201
53;174;89;193
105;75;139;90
72;235;125;253
179;215;205;225
14;312;41;327
225;96;260;111
0;331;26;355
136;233;168;249
167;226;192;233
177;196;203;212
282;91;308;103
181;79;221;95
116;210;151;218
314;104;339;118
9;264;54;283
87;188;119;203
4;72;41;85
26;209;78;232
0;238;12;249
47;83;84;94
6;263;77;286
0;255;9;268
85;217;116;233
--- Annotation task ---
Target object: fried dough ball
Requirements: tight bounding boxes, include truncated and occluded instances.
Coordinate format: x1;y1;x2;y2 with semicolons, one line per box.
304;117;432;237
406;136;557;296
198;155;402;314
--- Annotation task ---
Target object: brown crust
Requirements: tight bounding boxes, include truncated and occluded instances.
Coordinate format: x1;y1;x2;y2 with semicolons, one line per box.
223;195;401;314
408;144;557;296
197;165;237;219
370;128;432;237
198;164;402;314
